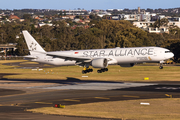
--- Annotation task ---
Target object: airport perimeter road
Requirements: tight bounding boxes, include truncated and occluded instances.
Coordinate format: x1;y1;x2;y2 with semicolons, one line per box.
0;79;180;120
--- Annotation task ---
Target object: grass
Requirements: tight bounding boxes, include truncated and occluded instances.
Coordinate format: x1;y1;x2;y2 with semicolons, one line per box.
0;60;180;82
27;98;180;120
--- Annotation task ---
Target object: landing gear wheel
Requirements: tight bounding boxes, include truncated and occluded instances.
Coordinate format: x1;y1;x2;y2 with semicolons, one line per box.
82;68;93;74
101;69;105;72
82;70;87;74
159;63;163;69
97;70;102;73
159;66;163;69
89;69;93;72
97;68;108;73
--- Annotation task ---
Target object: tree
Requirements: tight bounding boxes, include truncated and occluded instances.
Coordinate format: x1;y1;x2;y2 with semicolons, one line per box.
23;14;32;20
16;37;29;56
77;29;100;49
166;42;180;62
89;14;102;21
63;11;66;16
94;20;151;48
152;18;169;28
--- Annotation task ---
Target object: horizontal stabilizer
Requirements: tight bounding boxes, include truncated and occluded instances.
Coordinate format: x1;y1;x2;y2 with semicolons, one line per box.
24;55;37;59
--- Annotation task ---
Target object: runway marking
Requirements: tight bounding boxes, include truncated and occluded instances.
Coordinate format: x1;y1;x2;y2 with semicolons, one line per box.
0;89;59;98
64;99;80;102
35;102;52;104
122;95;139;98
94;97;110;99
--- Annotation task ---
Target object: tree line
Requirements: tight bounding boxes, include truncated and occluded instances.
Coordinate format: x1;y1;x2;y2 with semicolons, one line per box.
1;19;180;62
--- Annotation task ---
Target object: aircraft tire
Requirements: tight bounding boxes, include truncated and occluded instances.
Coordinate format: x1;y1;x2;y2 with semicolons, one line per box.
82;70;86;74
159;66;163;69
97;70;102;73
101;69;105;72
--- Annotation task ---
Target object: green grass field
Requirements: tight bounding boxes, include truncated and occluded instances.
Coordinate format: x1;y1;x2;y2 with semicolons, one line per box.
1;60;180;82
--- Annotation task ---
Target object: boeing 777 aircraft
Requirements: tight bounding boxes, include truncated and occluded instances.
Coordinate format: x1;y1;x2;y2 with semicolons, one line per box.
22;30;174;74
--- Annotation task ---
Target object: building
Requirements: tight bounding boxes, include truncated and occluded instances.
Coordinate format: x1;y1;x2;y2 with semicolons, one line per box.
38;23;53;27
146;27;169;34
9;15;20;20
133;21;155;28
168;17;180;28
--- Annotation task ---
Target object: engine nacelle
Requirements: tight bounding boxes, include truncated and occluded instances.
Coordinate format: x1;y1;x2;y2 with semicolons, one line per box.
91;58;108;68
119;63;134;67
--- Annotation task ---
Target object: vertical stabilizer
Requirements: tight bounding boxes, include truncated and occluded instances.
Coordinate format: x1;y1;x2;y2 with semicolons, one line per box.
22;30;46;55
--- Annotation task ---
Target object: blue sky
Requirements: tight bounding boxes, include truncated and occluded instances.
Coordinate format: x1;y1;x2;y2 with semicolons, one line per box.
1;0;180;10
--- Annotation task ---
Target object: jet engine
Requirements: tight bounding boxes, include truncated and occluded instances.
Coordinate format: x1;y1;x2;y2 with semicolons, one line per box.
91;58;108;68
119;63;134;67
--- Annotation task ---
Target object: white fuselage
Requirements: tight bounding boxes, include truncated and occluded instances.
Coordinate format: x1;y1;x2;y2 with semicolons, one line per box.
27;46;174;66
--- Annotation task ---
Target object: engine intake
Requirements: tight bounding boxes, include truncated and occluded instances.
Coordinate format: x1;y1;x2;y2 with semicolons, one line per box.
91;58;108;68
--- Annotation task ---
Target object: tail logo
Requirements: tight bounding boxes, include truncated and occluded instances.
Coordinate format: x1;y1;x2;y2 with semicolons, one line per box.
29;42;37;51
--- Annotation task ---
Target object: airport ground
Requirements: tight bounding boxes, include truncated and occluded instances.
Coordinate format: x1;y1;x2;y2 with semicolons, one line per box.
0;60;180;119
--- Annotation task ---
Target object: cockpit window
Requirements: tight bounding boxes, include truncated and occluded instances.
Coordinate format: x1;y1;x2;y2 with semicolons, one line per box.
165;51;171;53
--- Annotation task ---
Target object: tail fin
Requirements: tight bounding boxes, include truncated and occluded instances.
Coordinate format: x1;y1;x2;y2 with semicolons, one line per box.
22;30;46;55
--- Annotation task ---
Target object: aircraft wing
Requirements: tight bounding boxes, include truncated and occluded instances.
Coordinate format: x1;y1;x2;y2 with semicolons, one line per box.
46;53;92;62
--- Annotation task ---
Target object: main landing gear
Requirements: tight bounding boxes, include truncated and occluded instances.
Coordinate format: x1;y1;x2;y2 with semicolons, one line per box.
82;67;93;74
82;67;109;74
97;68;108;73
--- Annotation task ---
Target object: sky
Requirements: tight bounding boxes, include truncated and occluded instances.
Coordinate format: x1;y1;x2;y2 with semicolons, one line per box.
1;0;180;10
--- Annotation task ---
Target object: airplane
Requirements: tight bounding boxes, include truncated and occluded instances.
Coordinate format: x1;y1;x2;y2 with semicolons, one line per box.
22;30;174;74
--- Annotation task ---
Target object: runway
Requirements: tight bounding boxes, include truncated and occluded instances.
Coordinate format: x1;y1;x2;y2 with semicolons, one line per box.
0;77;180;120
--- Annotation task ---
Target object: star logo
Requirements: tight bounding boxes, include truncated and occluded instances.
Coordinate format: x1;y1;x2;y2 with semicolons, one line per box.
29;42;37;51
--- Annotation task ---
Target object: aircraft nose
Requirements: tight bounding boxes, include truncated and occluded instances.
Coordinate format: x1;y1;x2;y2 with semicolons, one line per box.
165;52;174;59
170;52;174;58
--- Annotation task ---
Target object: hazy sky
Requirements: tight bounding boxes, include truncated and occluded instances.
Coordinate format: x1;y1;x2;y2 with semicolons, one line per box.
1;0;180;10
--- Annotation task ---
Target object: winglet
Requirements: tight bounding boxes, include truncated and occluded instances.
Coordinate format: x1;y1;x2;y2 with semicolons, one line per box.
22;30;46;55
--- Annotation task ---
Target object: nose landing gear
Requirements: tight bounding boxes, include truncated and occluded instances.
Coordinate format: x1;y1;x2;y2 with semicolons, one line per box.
159;61;164;69
159;64;163;69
